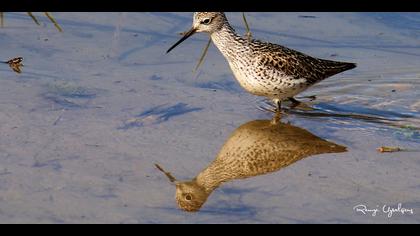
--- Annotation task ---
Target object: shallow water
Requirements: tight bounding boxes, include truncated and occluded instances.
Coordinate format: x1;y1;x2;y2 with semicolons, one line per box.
0;12;419;223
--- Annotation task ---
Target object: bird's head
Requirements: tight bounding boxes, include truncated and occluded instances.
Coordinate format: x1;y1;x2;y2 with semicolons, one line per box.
166;12;227;53
175;180;209;212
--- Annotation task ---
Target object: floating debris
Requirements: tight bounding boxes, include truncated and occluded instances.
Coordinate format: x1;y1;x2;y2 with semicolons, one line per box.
52;109;66;126
298;15;317;18
2;57;24;74
119;103;202;129
377;146;402;153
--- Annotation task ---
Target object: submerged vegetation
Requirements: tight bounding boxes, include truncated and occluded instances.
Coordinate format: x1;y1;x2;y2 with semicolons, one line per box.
0;12;62;32
1;13;62;74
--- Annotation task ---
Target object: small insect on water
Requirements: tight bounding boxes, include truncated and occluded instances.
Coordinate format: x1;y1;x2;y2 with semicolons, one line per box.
3;57;24;74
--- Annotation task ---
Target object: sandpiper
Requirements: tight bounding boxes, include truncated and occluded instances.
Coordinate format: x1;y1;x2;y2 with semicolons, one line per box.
167;12;356;111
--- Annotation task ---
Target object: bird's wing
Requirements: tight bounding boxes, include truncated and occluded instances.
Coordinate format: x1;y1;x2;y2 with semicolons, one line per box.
253;43;355;83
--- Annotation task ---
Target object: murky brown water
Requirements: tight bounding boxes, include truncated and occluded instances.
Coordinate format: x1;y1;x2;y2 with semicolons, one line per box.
0;12;419;223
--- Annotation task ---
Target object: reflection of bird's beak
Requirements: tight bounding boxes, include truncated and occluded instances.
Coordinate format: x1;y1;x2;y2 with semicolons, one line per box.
166;27;197;54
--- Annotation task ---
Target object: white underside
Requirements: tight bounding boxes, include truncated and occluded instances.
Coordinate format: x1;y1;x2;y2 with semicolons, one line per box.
228;61;309;101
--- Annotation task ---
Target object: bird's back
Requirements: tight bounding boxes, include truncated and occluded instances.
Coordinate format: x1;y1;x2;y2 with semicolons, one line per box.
212;120;347;178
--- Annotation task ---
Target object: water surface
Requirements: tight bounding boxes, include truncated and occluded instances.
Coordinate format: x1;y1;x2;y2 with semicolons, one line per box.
0;12;419;223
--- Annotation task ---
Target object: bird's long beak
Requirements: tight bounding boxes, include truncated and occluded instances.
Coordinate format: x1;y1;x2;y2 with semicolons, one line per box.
166;27;197;54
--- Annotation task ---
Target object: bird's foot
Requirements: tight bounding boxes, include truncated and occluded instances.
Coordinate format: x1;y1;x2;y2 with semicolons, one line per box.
256;99;283;124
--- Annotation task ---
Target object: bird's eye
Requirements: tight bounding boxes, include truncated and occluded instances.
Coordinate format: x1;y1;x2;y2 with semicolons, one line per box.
201;18;212;25
185;194;193;201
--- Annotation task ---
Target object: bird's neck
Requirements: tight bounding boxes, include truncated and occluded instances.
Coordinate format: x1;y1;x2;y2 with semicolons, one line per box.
210;22;249;61
195;159;237;193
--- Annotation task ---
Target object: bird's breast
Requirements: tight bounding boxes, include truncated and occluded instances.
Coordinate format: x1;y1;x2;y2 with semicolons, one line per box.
228;61;271;96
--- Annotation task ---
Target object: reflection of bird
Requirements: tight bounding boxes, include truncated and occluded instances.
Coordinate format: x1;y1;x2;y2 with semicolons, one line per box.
167;12;356;111
175;119;347;212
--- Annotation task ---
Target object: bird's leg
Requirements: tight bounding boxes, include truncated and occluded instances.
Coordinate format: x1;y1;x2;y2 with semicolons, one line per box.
273;99;282;112
257;99;283;118
270;110;282;125
273;99;283;123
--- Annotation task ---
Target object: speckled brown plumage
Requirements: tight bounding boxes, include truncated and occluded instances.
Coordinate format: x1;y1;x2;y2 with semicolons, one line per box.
167;12;357;108
175;119;347;212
